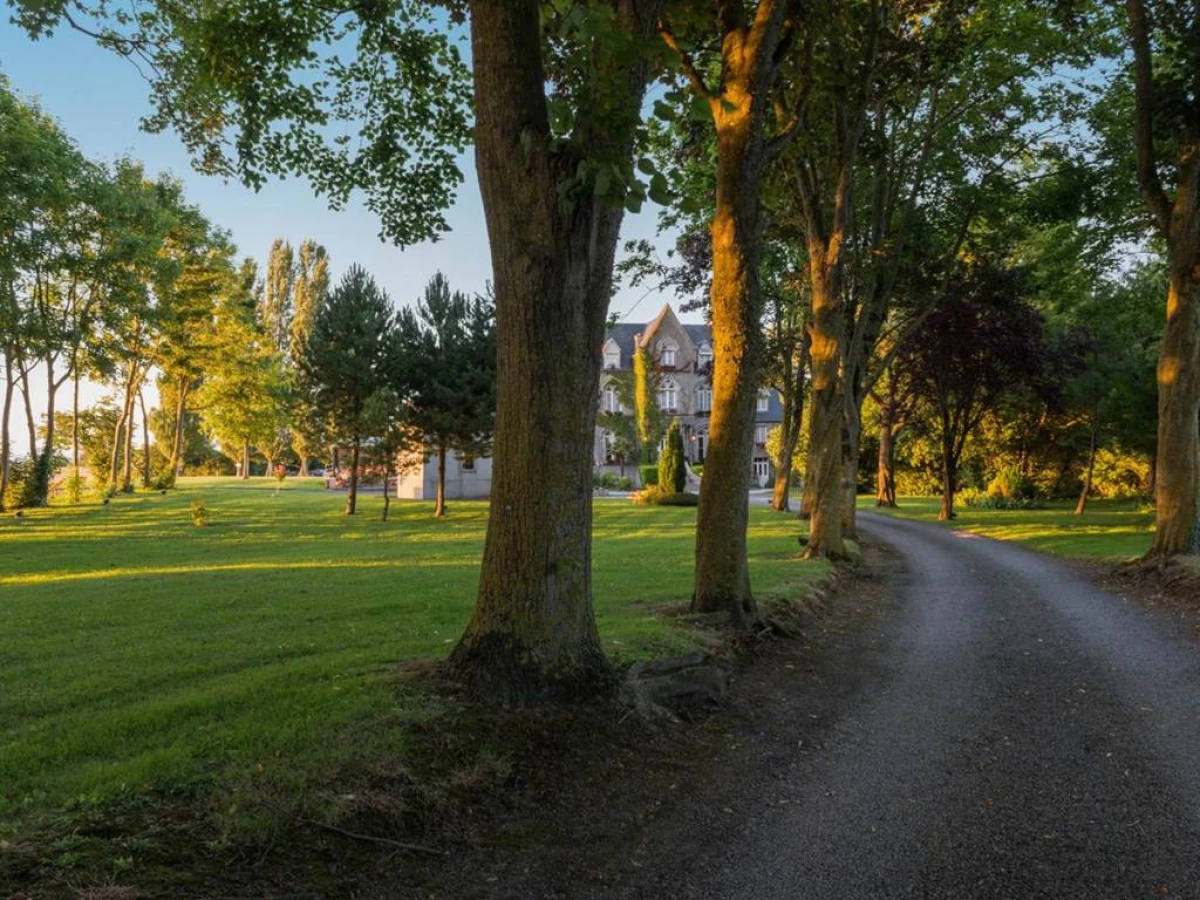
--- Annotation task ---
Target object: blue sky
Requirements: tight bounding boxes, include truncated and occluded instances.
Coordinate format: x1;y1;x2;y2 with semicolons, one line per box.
1;15;690;451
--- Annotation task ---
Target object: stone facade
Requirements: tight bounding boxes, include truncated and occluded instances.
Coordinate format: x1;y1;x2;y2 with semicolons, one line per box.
594;304;783;487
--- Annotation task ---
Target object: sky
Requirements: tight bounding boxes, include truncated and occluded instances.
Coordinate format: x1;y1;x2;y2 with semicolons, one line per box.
0;15;690;454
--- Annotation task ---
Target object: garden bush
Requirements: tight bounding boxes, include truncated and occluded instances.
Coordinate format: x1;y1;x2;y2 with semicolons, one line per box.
638;465;658;488
632;488;699;507
658;420;686;495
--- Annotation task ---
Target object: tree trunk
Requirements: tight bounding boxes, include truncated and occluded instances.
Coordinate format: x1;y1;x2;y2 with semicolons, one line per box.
804;260;846;557
169;377;189;476
241;440;250;480
139;388;152;487
939;441;956;521
434;443;448;517
109;406;125;488
450;0;662;704
876;417;897;507
841;398;861;538
72;368;80;470
1075;417;1098;516
345;437;360;515
1150;261;1200;553
770;386;804;513
1;355;13;510
692;2;790;625
19;365;37;461
121;392;135;492
382;457;392;522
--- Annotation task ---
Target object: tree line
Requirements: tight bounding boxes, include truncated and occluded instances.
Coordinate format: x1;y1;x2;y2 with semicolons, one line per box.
8;0;1198;706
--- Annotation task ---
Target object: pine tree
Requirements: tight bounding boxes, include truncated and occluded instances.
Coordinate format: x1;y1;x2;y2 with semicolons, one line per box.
658;418;686;495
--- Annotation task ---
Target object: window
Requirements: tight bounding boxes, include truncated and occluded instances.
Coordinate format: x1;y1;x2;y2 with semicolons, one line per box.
659;339;678;367
603;340;621;370
754;424;769;445
697;342;713;368
657;377;678;412
757;389;771;412
461;454;476;472
696;386;712;413
753;459;770;487
602;383;621;414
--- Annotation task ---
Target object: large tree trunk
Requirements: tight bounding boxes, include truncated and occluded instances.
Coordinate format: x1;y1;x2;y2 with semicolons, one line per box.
841;397;861;537
1075;416;1098;516
804;260;847;557
434;443;448;517
1150;261;1200;553
109;407;125;488
345;438;360;515
693;100;770;624
451;0;662;704
692;1;791;626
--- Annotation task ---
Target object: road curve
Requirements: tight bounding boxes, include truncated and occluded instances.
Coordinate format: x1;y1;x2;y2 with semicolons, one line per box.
632;511;1200;899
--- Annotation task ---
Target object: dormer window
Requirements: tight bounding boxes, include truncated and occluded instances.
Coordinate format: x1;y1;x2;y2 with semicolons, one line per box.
757;389;770;413
603;340;621;370
697;342;713;368
659;339;678;368
657;376;679;412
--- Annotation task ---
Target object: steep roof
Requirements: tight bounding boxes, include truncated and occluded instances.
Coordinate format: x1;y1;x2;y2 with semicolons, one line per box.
603;304;710;368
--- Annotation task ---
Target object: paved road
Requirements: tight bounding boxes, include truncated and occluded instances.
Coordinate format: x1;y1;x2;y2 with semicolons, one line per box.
624;512;1200;899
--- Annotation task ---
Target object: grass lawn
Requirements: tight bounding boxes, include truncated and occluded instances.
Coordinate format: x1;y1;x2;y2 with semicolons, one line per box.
0;477;825;839
860;495;1157;560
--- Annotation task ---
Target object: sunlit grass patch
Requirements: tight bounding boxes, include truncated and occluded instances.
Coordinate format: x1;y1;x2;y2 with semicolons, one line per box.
862;495;1156;560
1;477;825;839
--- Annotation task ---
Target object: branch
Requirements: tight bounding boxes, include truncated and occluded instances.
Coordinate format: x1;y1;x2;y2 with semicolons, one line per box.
659;26;715;101
1126;0;1173;233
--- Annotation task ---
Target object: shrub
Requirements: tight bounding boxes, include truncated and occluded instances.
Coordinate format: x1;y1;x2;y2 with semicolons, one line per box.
986;466;1036;503
63;467;85;504
189;496;211;526
658;419;686;495
638;465;658;488
962;485;1044;511
3;451;52;511
616;476;633;491
152;470;177;491
632;488;699;507
600;472;620;490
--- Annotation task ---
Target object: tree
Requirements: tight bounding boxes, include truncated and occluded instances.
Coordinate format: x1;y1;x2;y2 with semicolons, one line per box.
658;0;799;626
298;265;398;515
289;239;331;477
11;0;680;702
658;418;686;494
897;264;1045;520
1126;0;1200;556
397;273;496;518
633;344;663;462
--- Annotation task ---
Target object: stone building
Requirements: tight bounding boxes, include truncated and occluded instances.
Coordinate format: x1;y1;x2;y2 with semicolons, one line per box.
594;304;783;487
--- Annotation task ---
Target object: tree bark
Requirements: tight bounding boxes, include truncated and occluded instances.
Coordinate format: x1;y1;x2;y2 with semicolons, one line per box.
241;439;250;480
804;260;847;556
450;0;662;703
1;355;13;510
770;375;805;512
345;438;360;515
939;432;956;521
434;443;448;517
1075;416;1098;516
121;390;135;492
1128;0;1200;556
139;388;152;487
1150;261;1200;552
169;376;189;476
876;417;897;507
72;367;80;470
382;457;392;522
692;0;791;626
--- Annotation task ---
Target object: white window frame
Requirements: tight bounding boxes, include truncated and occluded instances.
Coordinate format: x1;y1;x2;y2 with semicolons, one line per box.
697;386;712;413
754;424;769;445
757;389;770;412
697;342;713;368
602;383;621;414
657;377;678;412
659;339;678;368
